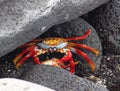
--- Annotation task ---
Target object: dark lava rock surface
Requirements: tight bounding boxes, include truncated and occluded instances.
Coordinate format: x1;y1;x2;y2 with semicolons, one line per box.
21;65;108;91
96;55;120;91
85;0;120;55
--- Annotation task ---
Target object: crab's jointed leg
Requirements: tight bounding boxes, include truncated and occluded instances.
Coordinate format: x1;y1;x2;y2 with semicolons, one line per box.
19;39;42;48
16;53;40;69
66;29;91;41
61;61;79;69
13;46;41;69
16;52;33;69
13;46;35;65
70;47;95;71
68;42;99;56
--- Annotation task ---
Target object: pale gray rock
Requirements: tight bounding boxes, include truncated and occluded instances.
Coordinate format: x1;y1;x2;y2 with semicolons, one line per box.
0;78;55;91
0;0;109;57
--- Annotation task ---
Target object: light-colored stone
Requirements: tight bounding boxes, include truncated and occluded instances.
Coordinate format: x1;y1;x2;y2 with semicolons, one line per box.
0;78;55;91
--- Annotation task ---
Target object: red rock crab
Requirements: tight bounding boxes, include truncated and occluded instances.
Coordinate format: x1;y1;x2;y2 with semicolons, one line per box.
13;29;99;74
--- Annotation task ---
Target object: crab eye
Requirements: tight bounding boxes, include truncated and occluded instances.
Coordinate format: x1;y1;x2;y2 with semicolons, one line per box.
37;43;49;49
56;42;67;49
49;47;52;51
53;47;57;51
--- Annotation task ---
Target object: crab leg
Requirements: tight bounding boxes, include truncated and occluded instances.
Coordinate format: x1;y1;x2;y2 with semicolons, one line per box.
66;29;91;41
16;49;40;69
16;52;33;69
68;42;99;56
70;47;95;71
19;39;42;48
61;61;79;69
60;50;75;73
19;43;36;48
13;46;35;65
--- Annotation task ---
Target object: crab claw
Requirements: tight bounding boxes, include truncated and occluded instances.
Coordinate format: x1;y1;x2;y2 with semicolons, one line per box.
70;47;95;71
41;58;79;74
41;58;64;67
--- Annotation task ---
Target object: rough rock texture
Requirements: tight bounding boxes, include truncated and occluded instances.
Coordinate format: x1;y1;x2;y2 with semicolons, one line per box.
0;18;102;78
0;0;109;57
21;65;108;91
84;0;120;54
97;55;120;91
0;78;55;91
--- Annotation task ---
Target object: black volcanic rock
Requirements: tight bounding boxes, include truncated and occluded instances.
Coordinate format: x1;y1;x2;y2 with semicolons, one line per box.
85;0;120;54
98;55;120;90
